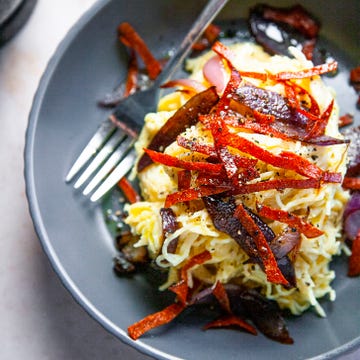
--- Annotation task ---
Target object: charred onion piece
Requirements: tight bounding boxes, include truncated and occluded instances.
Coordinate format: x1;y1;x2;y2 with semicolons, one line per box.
203;196;260;259
137;86;219;172
160;208;179;253
249;4;320;62
113;253;136;275
238;289;294;344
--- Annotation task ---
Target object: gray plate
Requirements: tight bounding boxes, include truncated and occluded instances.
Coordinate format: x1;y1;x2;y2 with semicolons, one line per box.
25;0;360;359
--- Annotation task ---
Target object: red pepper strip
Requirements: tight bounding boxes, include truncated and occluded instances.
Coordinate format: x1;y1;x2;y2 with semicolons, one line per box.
128;302;185;340
212;41;238;68
305;99;334;139
195;173;231;187
211;41;268;82
165;185;231;208
212;281;232;313
256;203;324;238
286;80;320;116
322;171;342;183
239;71;267;81
230;178;320;195
234;204;289;286
192;23;221;51
169;280;188;304
117;177;141;203
339;113;354;128
212;67;243;116
118;22;162;80
123;49;138;98
348;230;360;277
213;121;323;179
342;177;360;190
128;251;211;340
170;251;213;304
143;148;223;174
204;315;257;335
161;79;207;94
177;136;217;157
177;170;192;191
272;61;338;80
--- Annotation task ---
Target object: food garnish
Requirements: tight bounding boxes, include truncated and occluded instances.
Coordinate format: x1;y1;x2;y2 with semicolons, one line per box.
102;4;360;344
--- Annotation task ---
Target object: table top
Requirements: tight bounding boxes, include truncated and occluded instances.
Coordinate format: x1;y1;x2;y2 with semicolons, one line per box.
0;1;358;359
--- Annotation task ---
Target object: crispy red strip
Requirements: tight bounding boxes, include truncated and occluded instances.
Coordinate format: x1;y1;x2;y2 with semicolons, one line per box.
212;41;268;82
322;171;342;183
214;122;323;179
128;302;185;340
165;185;230;207
143;148;223;174
234;204;289;286
192;23;221;51
204;315;257;335
117;177;141;203
161;79;206;93
212;281;231;314
123;49;138;97
180;251;212;281
212;41;238;68
170;251;212;304
272;61;338;80
169;280;188;304
305;99;334;139
339;113;354;128
256;203;324;238
177;136;217;157
118;22;162;80
342;177;360;190
348;230;360;277
230;178;320;195
177;170;192;191
286;81;320;115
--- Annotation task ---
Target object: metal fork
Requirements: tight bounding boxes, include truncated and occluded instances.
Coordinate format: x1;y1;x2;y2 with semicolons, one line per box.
65;0;229;202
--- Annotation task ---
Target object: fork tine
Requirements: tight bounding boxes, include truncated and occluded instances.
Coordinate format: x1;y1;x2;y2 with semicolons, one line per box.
90;148;137;202
73;127;127;189
82;136;135;196
65;118;117;182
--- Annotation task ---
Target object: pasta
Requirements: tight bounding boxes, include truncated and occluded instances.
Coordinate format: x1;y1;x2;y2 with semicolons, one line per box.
125;42;349;318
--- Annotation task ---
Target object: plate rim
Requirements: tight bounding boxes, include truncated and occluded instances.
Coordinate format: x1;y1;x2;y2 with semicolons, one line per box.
23;0;177;359
23;1;360;359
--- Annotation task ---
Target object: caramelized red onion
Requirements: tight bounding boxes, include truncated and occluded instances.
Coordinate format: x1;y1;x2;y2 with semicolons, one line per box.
249;4;320;63
137;86;219;172
203;54;228;93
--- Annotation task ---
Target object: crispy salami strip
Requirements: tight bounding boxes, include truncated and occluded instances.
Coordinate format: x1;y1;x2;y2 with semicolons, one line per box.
165;185;231;208
128;303;185;340
118;22;162;80
342;177;360;190
117;177;141;203
204;315;257;335
348;230;360;277
256;203;324;238
137;87;219;172
143;148;223;174
234;204;289;286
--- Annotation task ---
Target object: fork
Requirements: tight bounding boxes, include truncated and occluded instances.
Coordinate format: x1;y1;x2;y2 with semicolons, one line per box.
65;0;229;202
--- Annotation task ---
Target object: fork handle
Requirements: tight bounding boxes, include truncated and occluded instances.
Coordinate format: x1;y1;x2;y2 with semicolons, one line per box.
154;0;229;87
